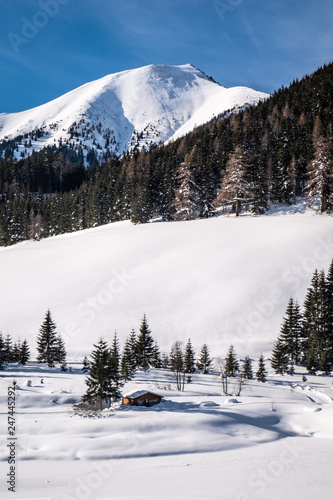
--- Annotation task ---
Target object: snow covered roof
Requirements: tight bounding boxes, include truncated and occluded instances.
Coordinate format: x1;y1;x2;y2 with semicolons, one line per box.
123;390;160;399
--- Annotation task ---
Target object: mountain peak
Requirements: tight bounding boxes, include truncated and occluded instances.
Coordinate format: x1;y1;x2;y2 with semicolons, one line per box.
0;64;268;162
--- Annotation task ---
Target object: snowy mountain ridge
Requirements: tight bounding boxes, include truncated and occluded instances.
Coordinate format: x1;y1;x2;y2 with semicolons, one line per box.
0;64;268;161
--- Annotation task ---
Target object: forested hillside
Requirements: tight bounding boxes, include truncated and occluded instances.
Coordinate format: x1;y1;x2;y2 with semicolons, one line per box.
1;63;333;246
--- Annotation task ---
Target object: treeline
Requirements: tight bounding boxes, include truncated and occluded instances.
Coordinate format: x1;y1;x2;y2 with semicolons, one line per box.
1;62;333;245
271;258;333;375
0;309;67;371
0;333;30;368
81;314;270;410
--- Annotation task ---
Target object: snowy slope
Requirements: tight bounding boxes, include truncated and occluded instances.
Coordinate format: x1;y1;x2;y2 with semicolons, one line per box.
0;363;332;499
0;64;268;160
0;210;332;359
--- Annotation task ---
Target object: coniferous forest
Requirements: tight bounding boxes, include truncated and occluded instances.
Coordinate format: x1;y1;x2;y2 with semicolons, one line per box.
0;62;333;246
271;258;333;376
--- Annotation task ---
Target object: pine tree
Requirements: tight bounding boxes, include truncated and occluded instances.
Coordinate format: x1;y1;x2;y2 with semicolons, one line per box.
242;355;253;380
196;344;212;374
271;338;289;375
130;180;152;224
278;298;304;364
136;315;154;371
150;341;162;369
82;355;90;374
303;269;332;373
256;354;268;382
0;332;7;370
183;339;196;383
121;330;138;381
326;259;333;353
306;348;319;375
108;331;123;402
214;146;253;216
19;339;30;365
225;345;239;377
305;118;333;213
4;334;13;363
54;334;67;365
12;341;21;363
83;338;112;411
161;351;169;369
172;149;201;221
36;310;58;367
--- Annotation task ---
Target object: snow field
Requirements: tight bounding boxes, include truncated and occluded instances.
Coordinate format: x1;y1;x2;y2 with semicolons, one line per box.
0;363;332;499
0;211;332;360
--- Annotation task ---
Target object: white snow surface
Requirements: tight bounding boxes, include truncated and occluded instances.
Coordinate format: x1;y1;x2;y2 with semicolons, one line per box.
0;364;332;499
0;209;333;499
0;210;332;359
0;64;268;158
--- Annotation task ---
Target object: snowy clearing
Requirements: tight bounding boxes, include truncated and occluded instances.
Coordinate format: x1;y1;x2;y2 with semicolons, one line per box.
0;210;332;359
0;363;332;499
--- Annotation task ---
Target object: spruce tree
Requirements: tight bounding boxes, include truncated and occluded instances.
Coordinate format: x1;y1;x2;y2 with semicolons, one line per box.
161;351;169;369
12;341;21;363
256;354;268;382
306;348;318;375
150;341;162;369
121;329;137;381
225;345;239;377
271;338;289;375
172;148;201;221
19;339;30;365
242;355;253;380
130;181;152;224
54;334;67;365
4;334;13;363
0;333;7;370
196;344;212;374
278;298;304;365
184;338;196;382
136;314;154;371
214;146;253;216
108;331;123;402
303;269;332;373
82;355;90;374
83;338;112;410
305;120;333;213
326;259;333;352
36;310;58;367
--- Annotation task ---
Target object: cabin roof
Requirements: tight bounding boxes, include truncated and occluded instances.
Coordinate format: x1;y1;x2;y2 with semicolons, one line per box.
123;390;160;399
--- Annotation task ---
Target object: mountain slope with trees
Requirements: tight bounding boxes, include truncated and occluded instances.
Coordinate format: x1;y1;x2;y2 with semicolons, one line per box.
0;62;333;245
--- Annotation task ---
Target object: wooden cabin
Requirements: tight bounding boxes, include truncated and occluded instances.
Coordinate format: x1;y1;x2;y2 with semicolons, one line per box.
122;390;162;407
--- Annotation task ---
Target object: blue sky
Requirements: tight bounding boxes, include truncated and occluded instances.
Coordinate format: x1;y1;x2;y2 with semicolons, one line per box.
0;0;333;112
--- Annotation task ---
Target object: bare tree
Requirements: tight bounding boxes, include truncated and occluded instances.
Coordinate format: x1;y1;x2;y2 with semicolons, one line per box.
169;341;185;391
216;357;228;395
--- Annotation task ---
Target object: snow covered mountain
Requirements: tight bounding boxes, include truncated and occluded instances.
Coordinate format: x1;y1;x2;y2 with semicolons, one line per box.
0;64;268;161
